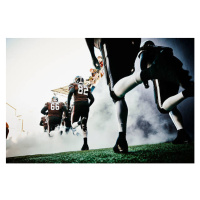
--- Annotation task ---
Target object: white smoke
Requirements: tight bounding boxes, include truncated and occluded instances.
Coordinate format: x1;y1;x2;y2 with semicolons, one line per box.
6;128;83;157
6;72;177;158
88;78;176;149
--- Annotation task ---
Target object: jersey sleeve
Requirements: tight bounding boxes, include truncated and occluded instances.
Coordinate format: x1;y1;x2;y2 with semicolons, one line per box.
69;83;75;91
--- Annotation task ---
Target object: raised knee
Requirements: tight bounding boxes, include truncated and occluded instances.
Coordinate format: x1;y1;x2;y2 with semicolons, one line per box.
157;106;169;114
110;91;124;103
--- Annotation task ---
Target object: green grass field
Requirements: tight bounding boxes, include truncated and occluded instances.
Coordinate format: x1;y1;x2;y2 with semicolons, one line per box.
6;142;194;163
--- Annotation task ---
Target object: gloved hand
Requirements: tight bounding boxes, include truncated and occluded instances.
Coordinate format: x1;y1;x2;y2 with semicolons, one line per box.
92;56;101;70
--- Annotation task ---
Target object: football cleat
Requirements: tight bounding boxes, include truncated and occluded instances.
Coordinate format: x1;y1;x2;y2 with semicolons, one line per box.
81;144;89;151
48;133;53;137
65;127;70;133
172;129;192;144
113;137;128;153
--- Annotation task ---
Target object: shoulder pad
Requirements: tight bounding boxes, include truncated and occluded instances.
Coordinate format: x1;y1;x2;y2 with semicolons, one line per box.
69;83;75;89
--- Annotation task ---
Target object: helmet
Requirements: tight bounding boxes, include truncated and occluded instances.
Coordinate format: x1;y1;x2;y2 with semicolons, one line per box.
74;76;84;84
52;96;58;102
140;40;155;49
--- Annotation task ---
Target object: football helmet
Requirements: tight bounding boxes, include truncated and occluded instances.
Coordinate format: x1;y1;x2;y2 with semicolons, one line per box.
74;76;84;84
140;40;155;49
52;96;58;102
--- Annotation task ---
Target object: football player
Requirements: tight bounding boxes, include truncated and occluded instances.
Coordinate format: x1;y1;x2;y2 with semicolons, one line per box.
41;96;67;136
138;40;194;144
6;122;9;139
86;38;181;153
63;100;72;133
40;116;48;132
68;76;94;150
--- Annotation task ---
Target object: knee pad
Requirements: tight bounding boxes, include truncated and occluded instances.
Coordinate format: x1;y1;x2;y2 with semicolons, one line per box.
110;90;124;103
157;106;169;114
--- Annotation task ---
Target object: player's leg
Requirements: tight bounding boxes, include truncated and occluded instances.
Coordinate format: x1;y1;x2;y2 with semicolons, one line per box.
100;39;141;153
113;71;142;98
80;103;89;150
64;117;71;133
153;80;192;143
113;98;128;153
6;127;9;139
154;79;194;112
44;125;47;132
71;103;81;129
169;108;191;144
48;117;54;137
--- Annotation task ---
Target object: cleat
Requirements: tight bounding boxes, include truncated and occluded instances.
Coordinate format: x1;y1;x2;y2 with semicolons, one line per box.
48;133;53;137
172;129;192;144
113;137;128;153
81;144;89;151
65;127;70;133
72;129;80;136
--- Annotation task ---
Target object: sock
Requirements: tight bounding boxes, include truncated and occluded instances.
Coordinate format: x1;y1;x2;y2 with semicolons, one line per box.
84;138;87;145
119;132;126;139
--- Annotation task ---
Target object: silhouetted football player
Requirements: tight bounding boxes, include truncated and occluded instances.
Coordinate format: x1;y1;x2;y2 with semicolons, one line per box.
41;96;67;136
39;116;48;132
6;122;9;139
86;38;186;153
68;76;94;150
138;40;194;144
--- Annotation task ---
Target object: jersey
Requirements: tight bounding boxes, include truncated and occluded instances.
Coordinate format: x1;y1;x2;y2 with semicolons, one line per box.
69;83;91;102
45;102;65;118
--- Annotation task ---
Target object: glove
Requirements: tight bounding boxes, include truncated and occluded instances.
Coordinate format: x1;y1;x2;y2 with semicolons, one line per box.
92;56;101;70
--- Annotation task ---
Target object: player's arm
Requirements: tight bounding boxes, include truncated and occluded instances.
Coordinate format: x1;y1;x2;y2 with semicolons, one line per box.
41;104;48;115
88;91;94;107
140;51;149;89
40;120;44;126
85;38;101;70
67;87;75;109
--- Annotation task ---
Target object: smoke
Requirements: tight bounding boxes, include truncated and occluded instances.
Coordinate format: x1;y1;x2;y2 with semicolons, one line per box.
88;78;177;149
6;128;83;158
6;76;176;158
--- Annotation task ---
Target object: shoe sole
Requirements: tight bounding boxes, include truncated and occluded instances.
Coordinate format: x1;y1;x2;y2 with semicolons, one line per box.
113;145;128;153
